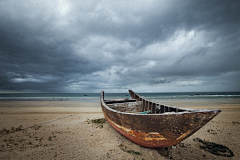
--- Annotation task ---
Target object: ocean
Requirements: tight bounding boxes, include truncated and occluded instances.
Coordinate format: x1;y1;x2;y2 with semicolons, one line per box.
0;92;239;103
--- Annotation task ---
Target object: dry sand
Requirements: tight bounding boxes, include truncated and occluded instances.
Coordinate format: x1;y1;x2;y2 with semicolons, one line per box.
0;100;240;160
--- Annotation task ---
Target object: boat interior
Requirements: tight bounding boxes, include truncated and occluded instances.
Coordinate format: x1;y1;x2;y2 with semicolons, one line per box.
102;90;191;114
104;101;190;114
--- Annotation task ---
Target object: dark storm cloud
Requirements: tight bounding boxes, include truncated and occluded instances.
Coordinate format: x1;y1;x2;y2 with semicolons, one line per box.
0;0;239;92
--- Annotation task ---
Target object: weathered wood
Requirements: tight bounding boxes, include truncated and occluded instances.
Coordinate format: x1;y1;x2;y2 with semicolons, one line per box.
145;100;147;111
152;103;156;113
156;104;160;113
149;102;152;113
147;101;150;111
101;90;221;148
151;102;153;113
159;105;163;113
104;99;136;104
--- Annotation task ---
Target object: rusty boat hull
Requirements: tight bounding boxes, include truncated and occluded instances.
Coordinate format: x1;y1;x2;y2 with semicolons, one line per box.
101;90;221;148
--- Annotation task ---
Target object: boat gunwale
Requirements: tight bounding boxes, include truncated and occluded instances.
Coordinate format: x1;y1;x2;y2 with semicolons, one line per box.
101;91;221;116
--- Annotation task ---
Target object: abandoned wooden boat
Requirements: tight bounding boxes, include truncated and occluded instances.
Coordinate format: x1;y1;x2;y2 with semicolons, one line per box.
100;90;221;148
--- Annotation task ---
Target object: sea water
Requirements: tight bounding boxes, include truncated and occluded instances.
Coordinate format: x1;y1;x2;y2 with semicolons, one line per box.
0;92;239;103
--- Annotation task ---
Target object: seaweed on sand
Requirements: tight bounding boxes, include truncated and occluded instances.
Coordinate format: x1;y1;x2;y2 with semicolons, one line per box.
91;118;106;128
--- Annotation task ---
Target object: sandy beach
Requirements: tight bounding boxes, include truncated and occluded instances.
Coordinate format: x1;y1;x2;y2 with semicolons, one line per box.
0;100;240;160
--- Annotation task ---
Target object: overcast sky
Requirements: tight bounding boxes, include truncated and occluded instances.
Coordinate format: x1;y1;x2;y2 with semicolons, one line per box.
0;0;239;93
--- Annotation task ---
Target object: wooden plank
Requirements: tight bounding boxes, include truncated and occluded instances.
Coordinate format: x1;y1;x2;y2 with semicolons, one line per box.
152;103;156;113
151;102;153;113
142;99;145;112
104;99;136;104
148;101;150;111
145;100;147;111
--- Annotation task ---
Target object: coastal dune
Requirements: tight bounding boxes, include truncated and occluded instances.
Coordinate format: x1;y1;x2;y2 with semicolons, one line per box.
0;100;240;159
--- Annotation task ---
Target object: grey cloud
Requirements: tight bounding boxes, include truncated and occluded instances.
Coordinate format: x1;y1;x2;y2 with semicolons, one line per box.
0;0;239;92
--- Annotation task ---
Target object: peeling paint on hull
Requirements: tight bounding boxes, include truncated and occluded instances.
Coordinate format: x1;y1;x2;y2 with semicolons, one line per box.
105;115;176;148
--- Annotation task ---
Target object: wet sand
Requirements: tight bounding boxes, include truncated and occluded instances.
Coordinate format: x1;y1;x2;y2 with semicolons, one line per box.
0;100;240;159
